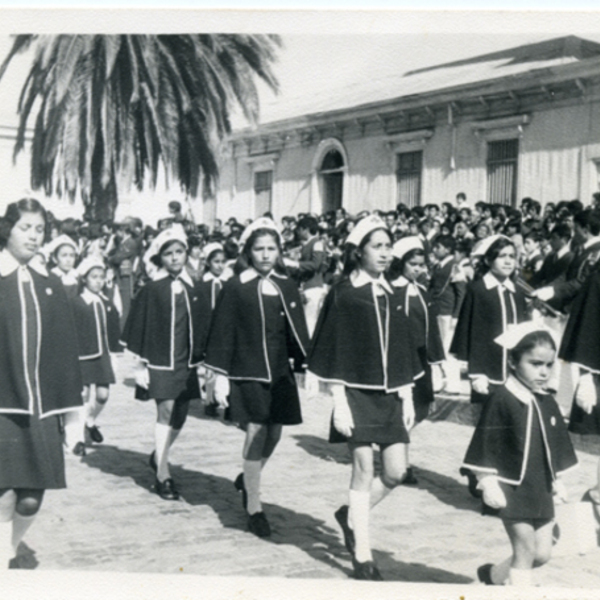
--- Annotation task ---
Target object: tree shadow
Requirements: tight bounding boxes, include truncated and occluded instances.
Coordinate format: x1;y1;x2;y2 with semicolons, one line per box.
291;433;352;465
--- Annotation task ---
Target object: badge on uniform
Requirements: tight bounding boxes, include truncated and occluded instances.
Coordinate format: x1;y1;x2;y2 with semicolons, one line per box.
551;416;557;426
46;288;53;295
291;302;296;308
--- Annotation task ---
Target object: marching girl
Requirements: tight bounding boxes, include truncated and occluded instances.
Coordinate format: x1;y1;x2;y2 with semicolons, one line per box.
463;322;577;586
204;218;309;538
308;216;421;581
121;226;211;501
0;199;83;568
71;257;121;446
46;234;80;299
388;236;445;484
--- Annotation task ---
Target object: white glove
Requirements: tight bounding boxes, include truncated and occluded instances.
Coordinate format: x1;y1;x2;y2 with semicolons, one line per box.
398;385;415;430
477;476;507;510
431;364;445;393
331;384;354;438
533;286;555;302
553;479;569;504
134;360;150;389
471;376;490;396
213;373;230;408
576;372;597;414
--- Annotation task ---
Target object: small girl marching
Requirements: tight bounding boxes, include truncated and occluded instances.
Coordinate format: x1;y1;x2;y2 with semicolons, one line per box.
71;257;121;446
463;322;577;586
46;234;80;300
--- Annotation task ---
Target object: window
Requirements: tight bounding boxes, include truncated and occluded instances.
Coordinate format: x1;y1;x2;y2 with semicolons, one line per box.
319;149;345;213
396;151;422;207
253;170;273;218
487;139;519;207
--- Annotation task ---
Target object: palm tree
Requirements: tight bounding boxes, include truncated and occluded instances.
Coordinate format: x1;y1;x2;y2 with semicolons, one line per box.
0;34;280;221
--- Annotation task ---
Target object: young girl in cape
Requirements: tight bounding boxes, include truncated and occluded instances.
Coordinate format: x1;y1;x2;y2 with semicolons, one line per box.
204;218;309;538
71;257;121;446
308;215;420;581
388;236;445;484
122;226;210;501
0;199;83;568
46;234;80;299
463;322;577;586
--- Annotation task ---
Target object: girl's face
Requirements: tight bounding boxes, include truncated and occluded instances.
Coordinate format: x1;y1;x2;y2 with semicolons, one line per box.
250;234;279;275
360;230;392;278
476;224;490;239
85;267;106;294
402;254;426;282
190;245;202;259
488;245;516;281
55;245;76;272
510;343;555;393
6;211;46;265
160;241;187;276
208;251;226;277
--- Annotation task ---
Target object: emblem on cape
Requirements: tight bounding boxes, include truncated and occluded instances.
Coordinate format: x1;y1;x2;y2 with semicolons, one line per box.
46;288;53;295
551;416;556;426
291;302;297;308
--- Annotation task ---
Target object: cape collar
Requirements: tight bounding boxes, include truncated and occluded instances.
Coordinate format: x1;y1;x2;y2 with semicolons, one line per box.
437;255;453;268
239;267;287;284
505;375;536;405
584;235;600;250
203;271;225;283
391;275;423;295
350;269;394;294
81;288;103;305
557;245;570;259
153;268;194;288
483;271;515;293
0;250;48;278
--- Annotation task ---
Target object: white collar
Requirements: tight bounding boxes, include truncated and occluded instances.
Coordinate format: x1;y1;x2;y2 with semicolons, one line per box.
239;268;287;284
391;275;422;296
153;268;194;288
202;271;225;283
584;235;600;250
350;269;394;294
81;288;102;305
557;245;569;259
438;255;453;268
483;271;515;293
505;375;535;405
0;250;47;277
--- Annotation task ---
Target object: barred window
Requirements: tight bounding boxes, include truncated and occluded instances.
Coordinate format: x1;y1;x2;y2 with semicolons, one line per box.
396;151;422;208
487;139;519;207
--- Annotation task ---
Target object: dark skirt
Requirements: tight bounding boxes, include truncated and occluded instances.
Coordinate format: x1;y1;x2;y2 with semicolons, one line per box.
568;399;600;436
329;387;410;445
80;316;116;386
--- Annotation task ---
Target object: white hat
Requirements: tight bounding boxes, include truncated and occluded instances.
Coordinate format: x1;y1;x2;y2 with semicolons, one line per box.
76;256;106;278
46;234;79;257
145;224;188;263
392;236;424;261
494;320;559;350
239;217;282;248
346;215;389;247
471;234;512;258
202;242;224;259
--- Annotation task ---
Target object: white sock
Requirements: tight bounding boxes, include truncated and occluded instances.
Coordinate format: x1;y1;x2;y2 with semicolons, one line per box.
491;557;512;585
509;567;533;586
63;407;85;448
244;459;263;515
349;489;372;563
0;521;13;569
154;423;172;482
12;513;35;555
86;393;106;427
370;476;395;509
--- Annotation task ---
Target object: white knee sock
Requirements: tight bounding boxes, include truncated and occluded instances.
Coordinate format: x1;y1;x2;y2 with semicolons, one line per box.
86;395;106;427
491;557;512;585
12;513;35;555
349;489;372;563
370;476;395;509
63;408;85;448
155;423;172;482
244;459;263;515
509;567;533;586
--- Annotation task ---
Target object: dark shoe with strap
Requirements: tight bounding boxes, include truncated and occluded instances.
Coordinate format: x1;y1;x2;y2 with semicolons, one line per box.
154;478;180;501
85;424;104;444
334;505;355;557
149;451;157;473
402;467;418;485
477;563;494;585
204;403;219;418
459;467;482;499
72;442;86;457
247;511;271;538
234;473;248;511
352;558;383;581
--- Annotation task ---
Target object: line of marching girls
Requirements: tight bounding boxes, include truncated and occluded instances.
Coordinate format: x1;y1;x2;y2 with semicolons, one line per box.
3;193;600;588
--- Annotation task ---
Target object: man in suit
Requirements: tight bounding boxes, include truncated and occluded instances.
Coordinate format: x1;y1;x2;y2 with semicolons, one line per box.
529;223;573;290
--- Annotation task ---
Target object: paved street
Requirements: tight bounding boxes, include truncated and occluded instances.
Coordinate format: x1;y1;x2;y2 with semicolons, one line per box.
4;355;600;598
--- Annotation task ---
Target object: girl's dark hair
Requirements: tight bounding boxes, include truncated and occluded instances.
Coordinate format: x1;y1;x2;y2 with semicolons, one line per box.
150;239;187;268
509;331;556;365
206;247;225;264
0;198;48;250
474;237;516;280
342;227;393;278
234;228;286;276
387;248;425;281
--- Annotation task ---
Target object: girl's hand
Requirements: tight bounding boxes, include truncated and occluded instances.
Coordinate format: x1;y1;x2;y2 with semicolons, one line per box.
398;385;415;430
553;479;569;504
576;372;597;414
134;361;150;390
477;476;506;510
213;374;230;408
331;385;354;438
471;376;489;396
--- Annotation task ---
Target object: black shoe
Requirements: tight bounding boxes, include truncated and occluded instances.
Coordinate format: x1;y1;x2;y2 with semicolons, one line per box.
352;558;383;581
204;403;219;418
403;467;418;485
334;505;355;557
460;467;482;499
477;563;494;585
85;424;103;444
149;451;157;473
154;478;180;500
72;442;86;457
247;511;271;538
234;473;248;511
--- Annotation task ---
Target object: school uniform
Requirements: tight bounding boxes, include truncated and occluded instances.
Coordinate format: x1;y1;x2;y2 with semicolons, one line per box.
0;251;83;489
71;289;121;386
463;376;577;520
196;271;228;311
450;272;528;403
392;276;445;422
204;268;310;425
121;269;211;401
308;270;422;444
50;266;79;300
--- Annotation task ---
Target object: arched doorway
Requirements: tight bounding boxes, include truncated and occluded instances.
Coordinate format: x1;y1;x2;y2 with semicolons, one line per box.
319;149;345;214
